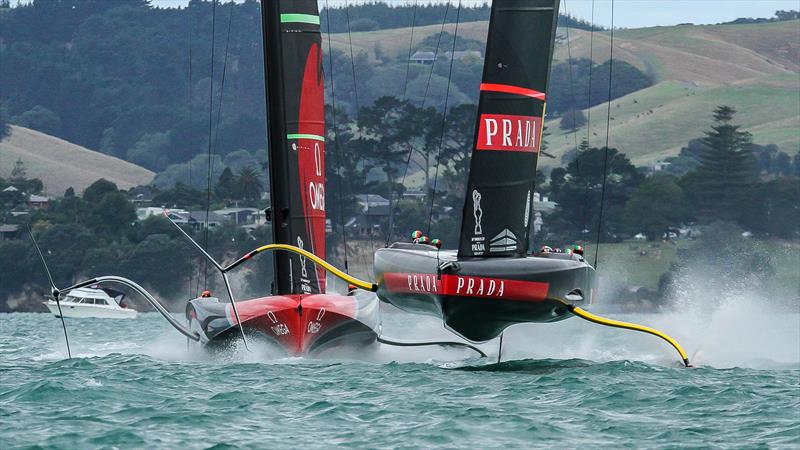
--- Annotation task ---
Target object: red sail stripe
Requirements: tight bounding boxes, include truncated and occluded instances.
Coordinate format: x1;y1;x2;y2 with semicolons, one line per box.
480;83;546;101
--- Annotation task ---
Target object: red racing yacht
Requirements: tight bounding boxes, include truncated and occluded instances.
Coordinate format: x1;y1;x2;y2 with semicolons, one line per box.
182;0;381;356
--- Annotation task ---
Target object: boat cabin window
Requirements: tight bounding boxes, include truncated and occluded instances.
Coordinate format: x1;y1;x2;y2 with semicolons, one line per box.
95;299;108;305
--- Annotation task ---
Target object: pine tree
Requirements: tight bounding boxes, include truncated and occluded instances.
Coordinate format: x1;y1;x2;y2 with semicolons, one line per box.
99;128;117;156
692;106;759;223
10;158;27;180
0;105;10;140
559;108;586;131
215;167;236;200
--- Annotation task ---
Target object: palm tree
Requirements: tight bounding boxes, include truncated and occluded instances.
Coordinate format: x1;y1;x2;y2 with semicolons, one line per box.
235;167;263;201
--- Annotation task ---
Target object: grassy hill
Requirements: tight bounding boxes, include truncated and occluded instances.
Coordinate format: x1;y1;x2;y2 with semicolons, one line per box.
0;125;155;196
330;19;799;168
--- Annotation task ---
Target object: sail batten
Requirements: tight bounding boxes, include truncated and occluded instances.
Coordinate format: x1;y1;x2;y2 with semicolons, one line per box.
457;0;560;258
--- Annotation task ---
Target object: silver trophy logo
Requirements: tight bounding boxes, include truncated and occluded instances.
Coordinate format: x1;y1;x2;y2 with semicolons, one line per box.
524;190;531;228
297;236;308;278
472;189;483;235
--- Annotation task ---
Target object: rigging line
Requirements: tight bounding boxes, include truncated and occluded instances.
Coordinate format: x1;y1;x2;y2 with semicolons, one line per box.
382;0;418;247
343;0;361;130
203;0;218;290
343;0;375;279
187;2;195;299
586;0;595;148
323;0;350;271
418;1;452;110
385;1;452;245
594;0;614;269
211;2;235;160
399;0;418;101
563;0;588;239
187;3;194;190
581;0;596;242
426;0;461;237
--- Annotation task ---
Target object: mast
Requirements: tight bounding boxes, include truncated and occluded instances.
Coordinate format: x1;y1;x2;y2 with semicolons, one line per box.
261;0;327;294
457;0;560;258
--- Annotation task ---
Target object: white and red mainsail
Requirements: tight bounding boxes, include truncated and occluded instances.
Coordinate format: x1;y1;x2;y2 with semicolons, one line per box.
457;0;560;258
261;0;326;294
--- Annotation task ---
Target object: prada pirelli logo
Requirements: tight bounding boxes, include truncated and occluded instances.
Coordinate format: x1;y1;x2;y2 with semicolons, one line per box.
476;113;542;152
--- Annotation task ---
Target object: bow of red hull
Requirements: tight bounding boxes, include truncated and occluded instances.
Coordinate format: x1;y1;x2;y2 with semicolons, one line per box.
188;293;380;357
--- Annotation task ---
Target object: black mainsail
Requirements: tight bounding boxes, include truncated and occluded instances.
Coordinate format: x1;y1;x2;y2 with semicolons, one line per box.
457;0;559;258
261;0;327;294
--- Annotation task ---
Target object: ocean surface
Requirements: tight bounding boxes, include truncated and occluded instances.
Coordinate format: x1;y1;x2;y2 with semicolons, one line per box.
2;299;798;449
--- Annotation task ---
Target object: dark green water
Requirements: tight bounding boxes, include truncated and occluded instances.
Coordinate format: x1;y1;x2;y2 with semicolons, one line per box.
2;307;798;449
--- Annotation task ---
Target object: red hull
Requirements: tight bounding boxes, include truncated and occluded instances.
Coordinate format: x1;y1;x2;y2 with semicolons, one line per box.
196;293;379;356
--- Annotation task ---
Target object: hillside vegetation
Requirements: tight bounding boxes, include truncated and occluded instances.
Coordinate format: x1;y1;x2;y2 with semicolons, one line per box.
0;125;154;195
3;1;794;180
328;18;799;167
544;20;799;166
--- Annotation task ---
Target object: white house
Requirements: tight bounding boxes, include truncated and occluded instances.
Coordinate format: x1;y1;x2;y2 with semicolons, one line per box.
410;51;436;64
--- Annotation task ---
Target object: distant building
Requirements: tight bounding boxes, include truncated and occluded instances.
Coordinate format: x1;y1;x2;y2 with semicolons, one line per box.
213;207;265;228
127;185;157;206
27;194;50;210
136;206;171;221
444;50;482;61
410;51;436;65
533;191;557;212
651;161;671;172
0;224;20;241
402;189;426;202
533;211;544;234
355;194;390;213
347;194;390;236
169;210;225;232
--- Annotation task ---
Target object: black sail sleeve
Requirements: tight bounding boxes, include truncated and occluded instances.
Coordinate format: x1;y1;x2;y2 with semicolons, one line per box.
458;0;559;258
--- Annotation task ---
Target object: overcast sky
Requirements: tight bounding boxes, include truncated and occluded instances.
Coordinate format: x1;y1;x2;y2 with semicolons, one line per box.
149;0;799;29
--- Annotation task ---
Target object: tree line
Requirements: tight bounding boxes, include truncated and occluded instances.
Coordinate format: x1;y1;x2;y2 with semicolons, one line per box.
541;105;799;247
1;102;797;311
1;0;644;178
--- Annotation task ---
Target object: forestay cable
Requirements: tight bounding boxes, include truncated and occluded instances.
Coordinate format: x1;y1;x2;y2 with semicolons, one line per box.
426;0;462;236
561;0;587;237
384;0;419;246
386;1;452;244
594;0;614;268
323;0;350;272
203;0;218;290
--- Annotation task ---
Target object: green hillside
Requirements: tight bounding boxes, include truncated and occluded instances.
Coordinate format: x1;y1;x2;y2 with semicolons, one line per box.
330;19;799;167
544;74;799;167
0;125;154;195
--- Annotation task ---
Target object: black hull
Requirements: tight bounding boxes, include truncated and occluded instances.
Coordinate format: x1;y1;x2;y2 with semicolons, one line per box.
374;243;596;342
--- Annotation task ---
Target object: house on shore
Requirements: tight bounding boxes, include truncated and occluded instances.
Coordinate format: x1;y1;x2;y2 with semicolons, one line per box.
346;194;390;237
409;51;436;65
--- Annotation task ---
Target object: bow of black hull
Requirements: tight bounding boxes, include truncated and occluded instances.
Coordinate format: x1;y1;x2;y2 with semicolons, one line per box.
374;243;596;342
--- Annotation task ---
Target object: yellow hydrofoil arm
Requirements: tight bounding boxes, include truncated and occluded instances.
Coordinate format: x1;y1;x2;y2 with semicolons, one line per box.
228;244;377;292
559;300;691;367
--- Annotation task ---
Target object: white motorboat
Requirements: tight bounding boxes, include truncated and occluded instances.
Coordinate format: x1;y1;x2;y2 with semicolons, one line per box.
44;286;137;319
